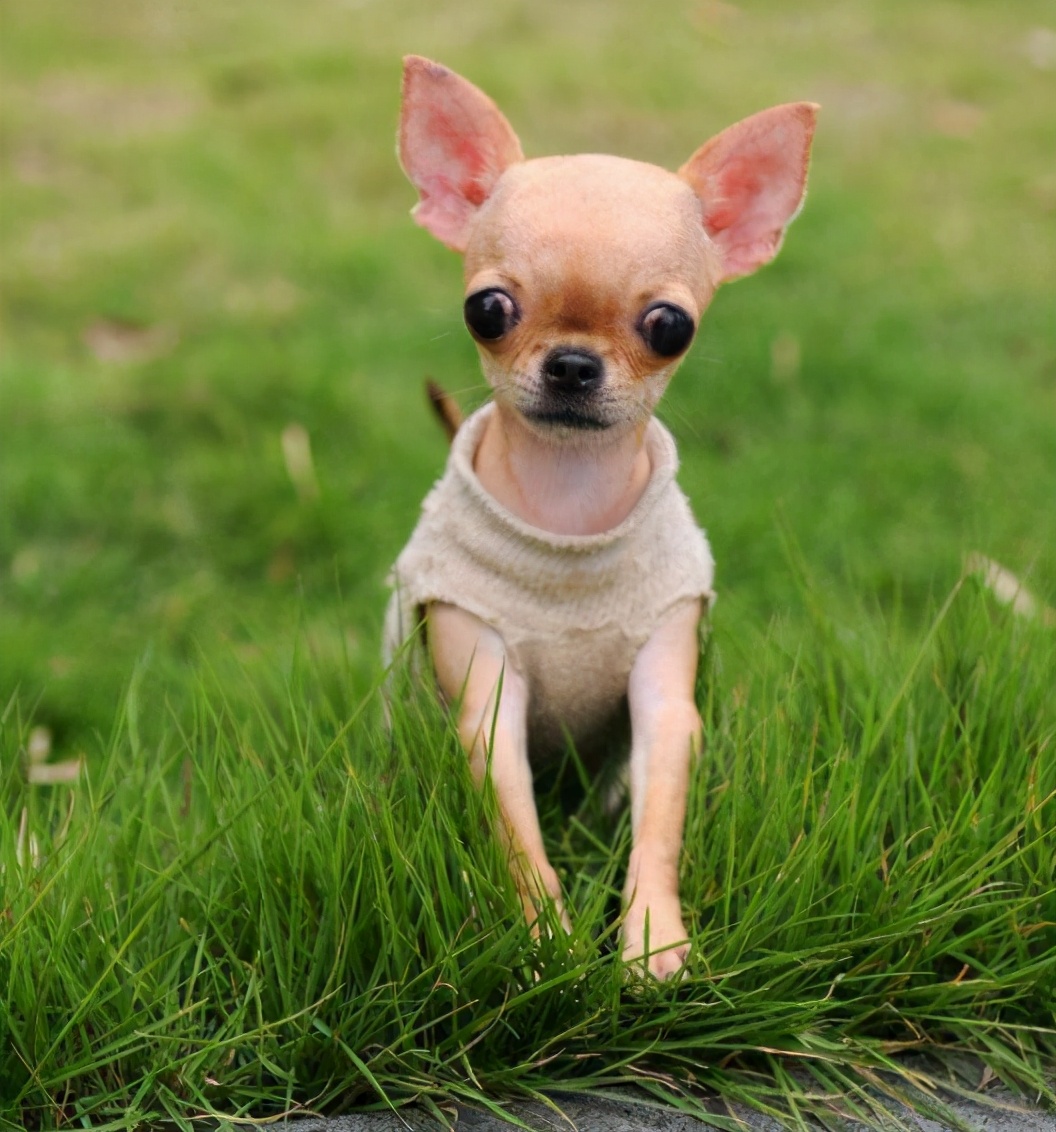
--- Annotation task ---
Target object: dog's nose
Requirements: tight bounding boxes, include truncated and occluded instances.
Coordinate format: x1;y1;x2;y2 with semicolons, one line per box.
543;349;603;394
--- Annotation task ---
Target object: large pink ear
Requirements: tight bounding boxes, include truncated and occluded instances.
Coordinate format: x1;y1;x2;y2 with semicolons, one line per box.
678;103;819;282
398;56;524;252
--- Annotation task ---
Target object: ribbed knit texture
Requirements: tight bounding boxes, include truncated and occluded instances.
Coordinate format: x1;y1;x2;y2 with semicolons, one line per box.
385;403;715;758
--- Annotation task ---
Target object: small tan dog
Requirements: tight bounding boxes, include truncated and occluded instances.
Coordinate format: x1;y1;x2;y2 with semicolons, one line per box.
385;56;817;978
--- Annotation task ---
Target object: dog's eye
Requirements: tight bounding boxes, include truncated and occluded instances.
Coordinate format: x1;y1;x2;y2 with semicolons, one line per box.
464;289;519;341
639;303;695;358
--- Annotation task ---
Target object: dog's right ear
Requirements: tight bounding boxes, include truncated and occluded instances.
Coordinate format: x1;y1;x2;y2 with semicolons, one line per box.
398;56;524;252
678;102;819;283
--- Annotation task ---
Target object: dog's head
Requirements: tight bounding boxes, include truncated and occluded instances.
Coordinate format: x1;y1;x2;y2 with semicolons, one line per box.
399;56;817;438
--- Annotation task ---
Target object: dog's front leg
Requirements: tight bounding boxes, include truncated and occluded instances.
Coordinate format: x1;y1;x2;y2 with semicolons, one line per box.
427;601;569;933
622;598;703;979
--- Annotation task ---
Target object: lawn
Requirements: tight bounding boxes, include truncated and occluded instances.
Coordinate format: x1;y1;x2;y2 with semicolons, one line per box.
2;0;1055;1128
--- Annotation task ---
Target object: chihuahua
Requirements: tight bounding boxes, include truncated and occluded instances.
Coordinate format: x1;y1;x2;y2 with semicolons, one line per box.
385;56;817;978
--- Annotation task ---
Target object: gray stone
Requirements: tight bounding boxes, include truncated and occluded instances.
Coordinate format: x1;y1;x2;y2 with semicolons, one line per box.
261;1086;1055;1132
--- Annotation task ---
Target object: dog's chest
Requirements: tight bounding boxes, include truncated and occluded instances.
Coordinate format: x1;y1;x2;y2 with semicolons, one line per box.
384;405;716;758
510;621;636;760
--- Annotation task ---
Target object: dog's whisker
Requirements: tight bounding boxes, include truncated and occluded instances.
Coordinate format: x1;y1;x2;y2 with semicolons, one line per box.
658;402;705;444
439;383;492;400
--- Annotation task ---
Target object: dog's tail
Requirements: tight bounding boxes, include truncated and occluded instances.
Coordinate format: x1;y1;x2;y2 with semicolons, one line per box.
425;379;463;443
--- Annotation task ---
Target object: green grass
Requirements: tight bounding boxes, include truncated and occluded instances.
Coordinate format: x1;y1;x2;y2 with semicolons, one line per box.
2;0;1055;1126
3;585;1055;1128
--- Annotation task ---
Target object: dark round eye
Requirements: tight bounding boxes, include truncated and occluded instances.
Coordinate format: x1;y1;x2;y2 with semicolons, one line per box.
464;288;519;341
639;303;695;358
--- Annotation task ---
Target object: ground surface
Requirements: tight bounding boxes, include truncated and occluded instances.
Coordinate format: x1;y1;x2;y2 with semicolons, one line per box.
276;1089;1056;1132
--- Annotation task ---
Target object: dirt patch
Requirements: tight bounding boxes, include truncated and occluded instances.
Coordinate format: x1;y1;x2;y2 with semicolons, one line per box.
82;318;178;364
38;74;201;138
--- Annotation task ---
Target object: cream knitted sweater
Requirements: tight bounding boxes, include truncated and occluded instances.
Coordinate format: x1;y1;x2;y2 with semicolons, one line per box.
384;403;715;759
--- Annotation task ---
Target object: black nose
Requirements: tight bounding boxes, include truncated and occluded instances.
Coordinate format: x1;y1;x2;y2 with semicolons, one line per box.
543;349;603;394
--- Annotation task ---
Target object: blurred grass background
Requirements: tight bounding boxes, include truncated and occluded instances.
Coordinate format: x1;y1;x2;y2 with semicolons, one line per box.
2;0;1055;752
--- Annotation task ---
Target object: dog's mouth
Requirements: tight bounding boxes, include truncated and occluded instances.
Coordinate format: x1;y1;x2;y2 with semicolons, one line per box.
521;407;613;431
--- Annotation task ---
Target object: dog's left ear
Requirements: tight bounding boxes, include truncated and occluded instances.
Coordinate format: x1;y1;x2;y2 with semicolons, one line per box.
679;102;819;283
399;56;524;252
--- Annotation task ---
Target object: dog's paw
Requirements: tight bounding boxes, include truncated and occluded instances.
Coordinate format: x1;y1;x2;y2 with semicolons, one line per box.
642;940;690;981
520;865;572;938
527;897;572;940
622;901;691;981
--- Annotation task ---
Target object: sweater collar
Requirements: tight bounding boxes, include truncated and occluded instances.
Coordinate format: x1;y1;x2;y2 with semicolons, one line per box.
446;402;680;553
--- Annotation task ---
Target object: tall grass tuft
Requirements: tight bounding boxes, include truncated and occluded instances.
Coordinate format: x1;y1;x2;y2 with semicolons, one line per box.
2;579;1054;1130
